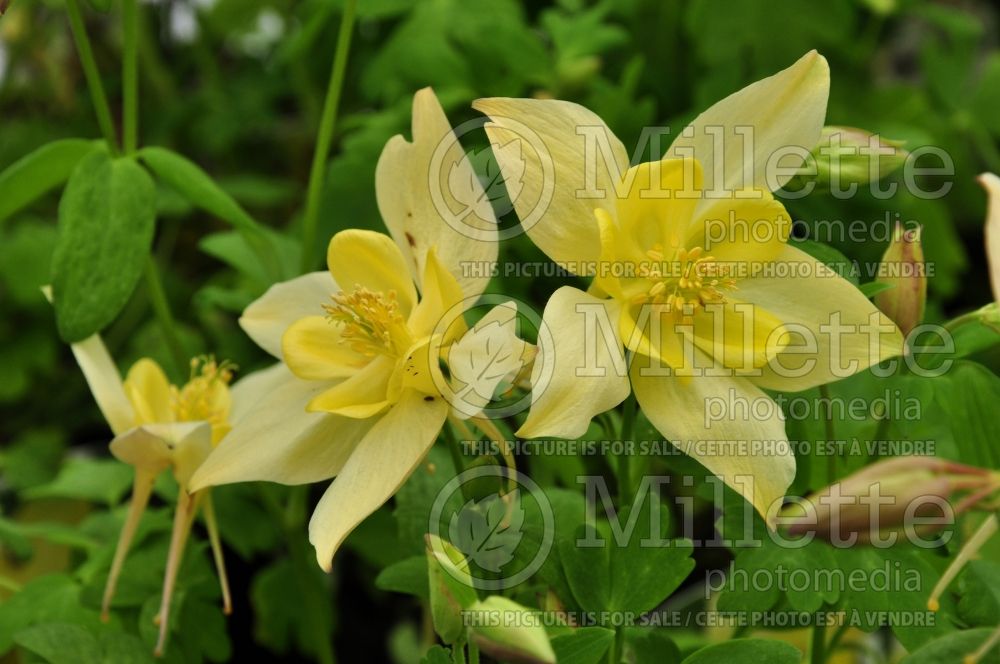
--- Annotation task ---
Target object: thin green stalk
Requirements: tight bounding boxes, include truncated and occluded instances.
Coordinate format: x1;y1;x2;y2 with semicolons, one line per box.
467;640;479;664
810;621;826;664
442;423;470;500
300;0;358;272
819;384;837;483
618;396;637;506
144;258;188;374
452;641;467;664
65;0;118;152
122;0;139;154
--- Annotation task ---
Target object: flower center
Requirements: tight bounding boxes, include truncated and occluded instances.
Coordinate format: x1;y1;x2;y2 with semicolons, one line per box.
172;357;234;441
324;286;409;358
636;244;737;313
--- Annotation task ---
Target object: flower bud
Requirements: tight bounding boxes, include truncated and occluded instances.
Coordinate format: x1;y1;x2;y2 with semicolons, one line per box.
466;596;556;664
425;534;478;645
875;223;926;336
799;126;908;189
782;457;996;544
978;172;1000;302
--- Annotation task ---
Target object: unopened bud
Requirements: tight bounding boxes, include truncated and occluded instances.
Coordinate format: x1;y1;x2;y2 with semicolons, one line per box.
425;534;477;645
783;457;997;544
875;223;926;336
799;126;908;189
978;173;1000;302
466;596;556;664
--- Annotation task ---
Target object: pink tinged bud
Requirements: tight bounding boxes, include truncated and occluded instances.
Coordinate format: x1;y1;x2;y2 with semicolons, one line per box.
875;223;927;336
782;457;997;544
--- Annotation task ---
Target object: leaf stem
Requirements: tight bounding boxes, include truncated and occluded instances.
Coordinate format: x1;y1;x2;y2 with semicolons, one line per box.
442;422;470;501
300;0;358;272
819;384;836;484
468;640;479;664
143;257;188;374
618;396;636;506
122;0;139;154
810;621;826;664
65;0;119;152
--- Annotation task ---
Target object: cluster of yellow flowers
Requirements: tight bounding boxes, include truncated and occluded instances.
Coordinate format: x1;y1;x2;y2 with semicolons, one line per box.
63;50;930;654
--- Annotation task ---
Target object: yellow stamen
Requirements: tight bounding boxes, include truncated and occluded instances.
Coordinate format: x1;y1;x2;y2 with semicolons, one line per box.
324;286;408;357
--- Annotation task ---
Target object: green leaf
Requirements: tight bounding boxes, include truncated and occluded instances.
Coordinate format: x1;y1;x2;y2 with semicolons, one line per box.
790;239;858;285
0;574;103;652
375;556;429;600
421;645;452;664
901;628;1000;663
681;638;802;664
0;139;98;226
138;147;283;280
550;627;615;664
15;622;102;664
250;558;333;659
958;560;1000;627
24;458;134;506
51;150;156;342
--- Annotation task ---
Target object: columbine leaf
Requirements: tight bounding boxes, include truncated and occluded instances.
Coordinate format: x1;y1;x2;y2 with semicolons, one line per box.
448;492;524;573
51;149;156;342
138;147;284;280
0;138;99;226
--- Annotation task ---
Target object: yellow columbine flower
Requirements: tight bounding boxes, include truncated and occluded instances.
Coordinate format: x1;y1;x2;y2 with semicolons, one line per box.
190;88;525;571
64;334;252;655
475;51;904;519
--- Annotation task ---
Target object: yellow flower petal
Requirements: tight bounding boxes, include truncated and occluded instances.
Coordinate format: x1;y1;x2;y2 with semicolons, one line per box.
616;158;703;255
282;315;371;380
307;355;395;418
686;190;792;266
689;300;788;372
107;426;174;474
517;287;630;439
667;50;829;193
309;389;449;571
123;358;173;426
407;247;466;341
630;360;795;523
377;87;498;300
473;97;629;269
190;365;372;489
240;271;337;359
69;333;135;435
738;244;905;391
978;172;1000;302
327;229;418;316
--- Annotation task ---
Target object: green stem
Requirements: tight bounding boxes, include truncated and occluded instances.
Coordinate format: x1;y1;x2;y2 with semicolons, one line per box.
818;384;836;484
122;0;139;154
300;0;358;272
618;396;636;506
810;621;826;664
143;257;188;374
467;640;479;664
452;641;467;664
286;498;336;664
825;620;850;657
442;423;470;500
65;0;119;152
